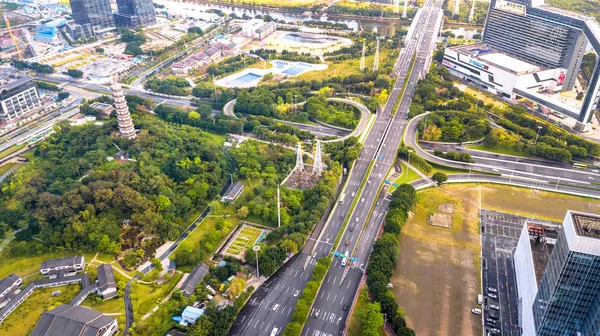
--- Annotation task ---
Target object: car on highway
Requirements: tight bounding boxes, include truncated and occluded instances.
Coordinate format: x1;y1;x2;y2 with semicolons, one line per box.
588;176;594;180
345;240;350;246
361;198;365;203
490;304;500;310
488;287;497;293
272;303;279;311
293;290;299;297
376;201;381;206
488;293;498;299
492;169;499;172
593;169;599;173
355;217;359;223
349;227;354;232
340;214;345;220
314;311;319;318
343;304;349;311
471;308;482;315
351;192;356;197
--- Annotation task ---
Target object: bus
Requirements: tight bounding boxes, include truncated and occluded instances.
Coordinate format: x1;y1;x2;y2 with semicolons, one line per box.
339;193;346;204
573;163;588;169
270;327;279;336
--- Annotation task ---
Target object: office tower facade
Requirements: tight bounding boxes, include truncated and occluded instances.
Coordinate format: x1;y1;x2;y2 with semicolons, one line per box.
532;211;600;336
114;0;156;27
69;0;115;34
0;75;41;122
483;0;587;92
111;76;136;139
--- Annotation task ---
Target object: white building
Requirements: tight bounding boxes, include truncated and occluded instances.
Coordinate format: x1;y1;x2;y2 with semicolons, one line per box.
40;256;85;276
241;19;265;38
0;75;42;123
443;43;579;117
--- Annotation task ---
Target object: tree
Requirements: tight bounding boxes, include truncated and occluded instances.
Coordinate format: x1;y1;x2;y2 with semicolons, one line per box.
57;92;70;101
151;258;163;272
228;277;246;298
67;69;83;78
360;301;384;336
95;47;105;53
174;241;196;266
281;239;298;255
432;172;448;186
237;206;249;219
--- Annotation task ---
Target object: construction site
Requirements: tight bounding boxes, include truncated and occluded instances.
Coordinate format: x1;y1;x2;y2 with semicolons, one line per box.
0;21;35;61
283;141;325;189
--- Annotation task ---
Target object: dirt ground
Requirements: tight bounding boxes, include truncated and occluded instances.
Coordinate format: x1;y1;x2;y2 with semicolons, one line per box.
390;183;600;336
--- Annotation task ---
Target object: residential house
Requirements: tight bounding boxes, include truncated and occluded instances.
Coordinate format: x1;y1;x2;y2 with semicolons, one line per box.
40;256;85;276
96;263;117;299
180;263;209;297
180;306;205;326
31;304;118;336
0;274;21;304
221;181;244;203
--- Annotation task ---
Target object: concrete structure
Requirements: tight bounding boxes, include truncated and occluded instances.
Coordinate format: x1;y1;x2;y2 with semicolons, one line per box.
514;210;600;335
69;0;115;36
241;19;265;38
221;181;244;203
39;255;84;276
114;0;157;28
482;0;600;128
96;264;117;299
171;41;238;75
0;74;41;123
254;21;276;40
90;102;114;119
263;31;353;56
111;76;136;139
180;263;209;296
180;306;205;326
65;21;94;41
0;274;21;305
31;304;118;336
34;18;66;43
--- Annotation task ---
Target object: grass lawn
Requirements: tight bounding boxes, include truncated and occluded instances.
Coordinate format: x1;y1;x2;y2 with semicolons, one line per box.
131;272;183;318
347;287;386;336
429;161;472;176
389;162;421;193
469;144;530;158
297;49;392;81
0;285;81;336
464;87;507;108
0;143;26;160
0;162;19;176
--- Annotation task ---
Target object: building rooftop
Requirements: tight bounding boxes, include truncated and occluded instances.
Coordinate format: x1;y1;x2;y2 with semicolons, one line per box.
30;304;116;336
96;263;116;293
0;274;20;297
224;182;244;199
40;255;84;272
572;212;600;239
478;53;540;74
180;263;209;295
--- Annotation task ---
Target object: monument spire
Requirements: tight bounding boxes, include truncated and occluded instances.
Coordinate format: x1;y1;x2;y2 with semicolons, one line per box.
111;75;136;139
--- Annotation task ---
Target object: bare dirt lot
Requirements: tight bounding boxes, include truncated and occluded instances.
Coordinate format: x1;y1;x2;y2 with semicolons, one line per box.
390;183;600;336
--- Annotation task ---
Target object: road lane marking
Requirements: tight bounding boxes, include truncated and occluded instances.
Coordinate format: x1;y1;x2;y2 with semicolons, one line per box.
254;319;259;328
340;296;345;304
347;281;352;289
320;291;325;299
287;306;293;315
327;293;330;300
260;321;264;330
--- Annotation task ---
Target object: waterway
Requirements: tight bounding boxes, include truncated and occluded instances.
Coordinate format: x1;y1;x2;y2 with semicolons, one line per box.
154;0;405;36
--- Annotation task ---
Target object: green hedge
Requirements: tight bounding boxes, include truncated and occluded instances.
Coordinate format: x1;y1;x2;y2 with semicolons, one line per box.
283;257;332;336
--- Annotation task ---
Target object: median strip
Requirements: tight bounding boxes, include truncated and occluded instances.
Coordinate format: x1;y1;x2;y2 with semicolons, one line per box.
391;53;417;118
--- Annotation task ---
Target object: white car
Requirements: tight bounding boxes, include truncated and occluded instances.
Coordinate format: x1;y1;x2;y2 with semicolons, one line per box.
588;176;594;180
272;303;280;311
488;293;498;299
471;308;482;315
490;304;500;310
592;169;599;173
293;290;299;297
488;287;498;293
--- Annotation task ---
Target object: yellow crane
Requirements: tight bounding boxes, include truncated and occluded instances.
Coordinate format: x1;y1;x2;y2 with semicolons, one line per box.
4;14;22;60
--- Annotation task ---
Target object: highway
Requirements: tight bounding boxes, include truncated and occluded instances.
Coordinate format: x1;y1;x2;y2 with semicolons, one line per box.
303;1;445;336
405;113;600;189
228;1;445;335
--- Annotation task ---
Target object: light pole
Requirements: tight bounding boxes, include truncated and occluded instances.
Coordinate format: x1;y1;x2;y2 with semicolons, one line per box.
293;94;298;115
253;245;261;278
534;126;542;145
213;75;218;103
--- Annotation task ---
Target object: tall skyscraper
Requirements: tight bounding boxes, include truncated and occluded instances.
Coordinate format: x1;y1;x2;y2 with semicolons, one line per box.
515;210;600;336
69;0;115;35
483;0;587;92
111;76;136;139
114;0;157;28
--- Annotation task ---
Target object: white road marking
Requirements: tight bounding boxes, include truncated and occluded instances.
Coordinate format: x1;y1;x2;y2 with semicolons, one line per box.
347;281;352;289
320;291;325;299
254;319;260;328
327;293;330;300
260;321;264;330
333;294;337;302
287;306;293;315
340;296;345;304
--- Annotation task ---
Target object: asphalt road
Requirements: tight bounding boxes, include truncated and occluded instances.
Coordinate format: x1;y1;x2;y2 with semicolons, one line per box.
406;113;600;189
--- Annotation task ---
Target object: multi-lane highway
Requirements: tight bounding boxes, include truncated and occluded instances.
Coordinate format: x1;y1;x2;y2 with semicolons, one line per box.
303;2;445;336
229;1;445;335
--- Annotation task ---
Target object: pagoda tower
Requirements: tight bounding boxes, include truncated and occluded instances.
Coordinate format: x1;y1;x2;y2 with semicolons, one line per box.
111;75;136;139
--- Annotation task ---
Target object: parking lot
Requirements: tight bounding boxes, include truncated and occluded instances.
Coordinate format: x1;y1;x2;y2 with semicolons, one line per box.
480;210;524;336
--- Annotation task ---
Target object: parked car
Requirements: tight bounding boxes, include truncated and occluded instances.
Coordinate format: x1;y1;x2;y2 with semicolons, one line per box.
471;308;482;315
488;293;498;299
488;287;497;293
490;304;500;310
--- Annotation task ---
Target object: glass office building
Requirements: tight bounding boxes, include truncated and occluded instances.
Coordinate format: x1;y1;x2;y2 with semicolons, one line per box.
70;0;115;34
483;0;587;92
532;211;600;336
114;0;156;27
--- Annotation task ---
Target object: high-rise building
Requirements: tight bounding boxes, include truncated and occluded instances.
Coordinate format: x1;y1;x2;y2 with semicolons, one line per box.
515;210;600;336
0;75;41;123
483;0;587;93
110;76;136;139
69;0;115;36
114;0;157;28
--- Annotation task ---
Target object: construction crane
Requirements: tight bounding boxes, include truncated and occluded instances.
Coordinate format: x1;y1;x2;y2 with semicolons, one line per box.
4;14;22;60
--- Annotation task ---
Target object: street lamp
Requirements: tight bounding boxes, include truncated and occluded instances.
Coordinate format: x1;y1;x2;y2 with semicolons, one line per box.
253;245;261;278
293;94;298;115
534;126;543;145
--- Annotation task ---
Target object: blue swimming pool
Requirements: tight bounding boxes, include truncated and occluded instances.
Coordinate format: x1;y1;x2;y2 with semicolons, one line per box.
282;63;313;76
227;73;262;86
274;61;289;69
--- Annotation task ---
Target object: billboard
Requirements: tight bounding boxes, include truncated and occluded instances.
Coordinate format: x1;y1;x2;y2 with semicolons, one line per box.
442;60;457;69
557;71;566;86
469;59;489;70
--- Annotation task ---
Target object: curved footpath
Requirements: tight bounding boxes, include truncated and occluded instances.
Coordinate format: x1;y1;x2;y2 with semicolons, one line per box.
404;112;600;195
223;97;371;142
